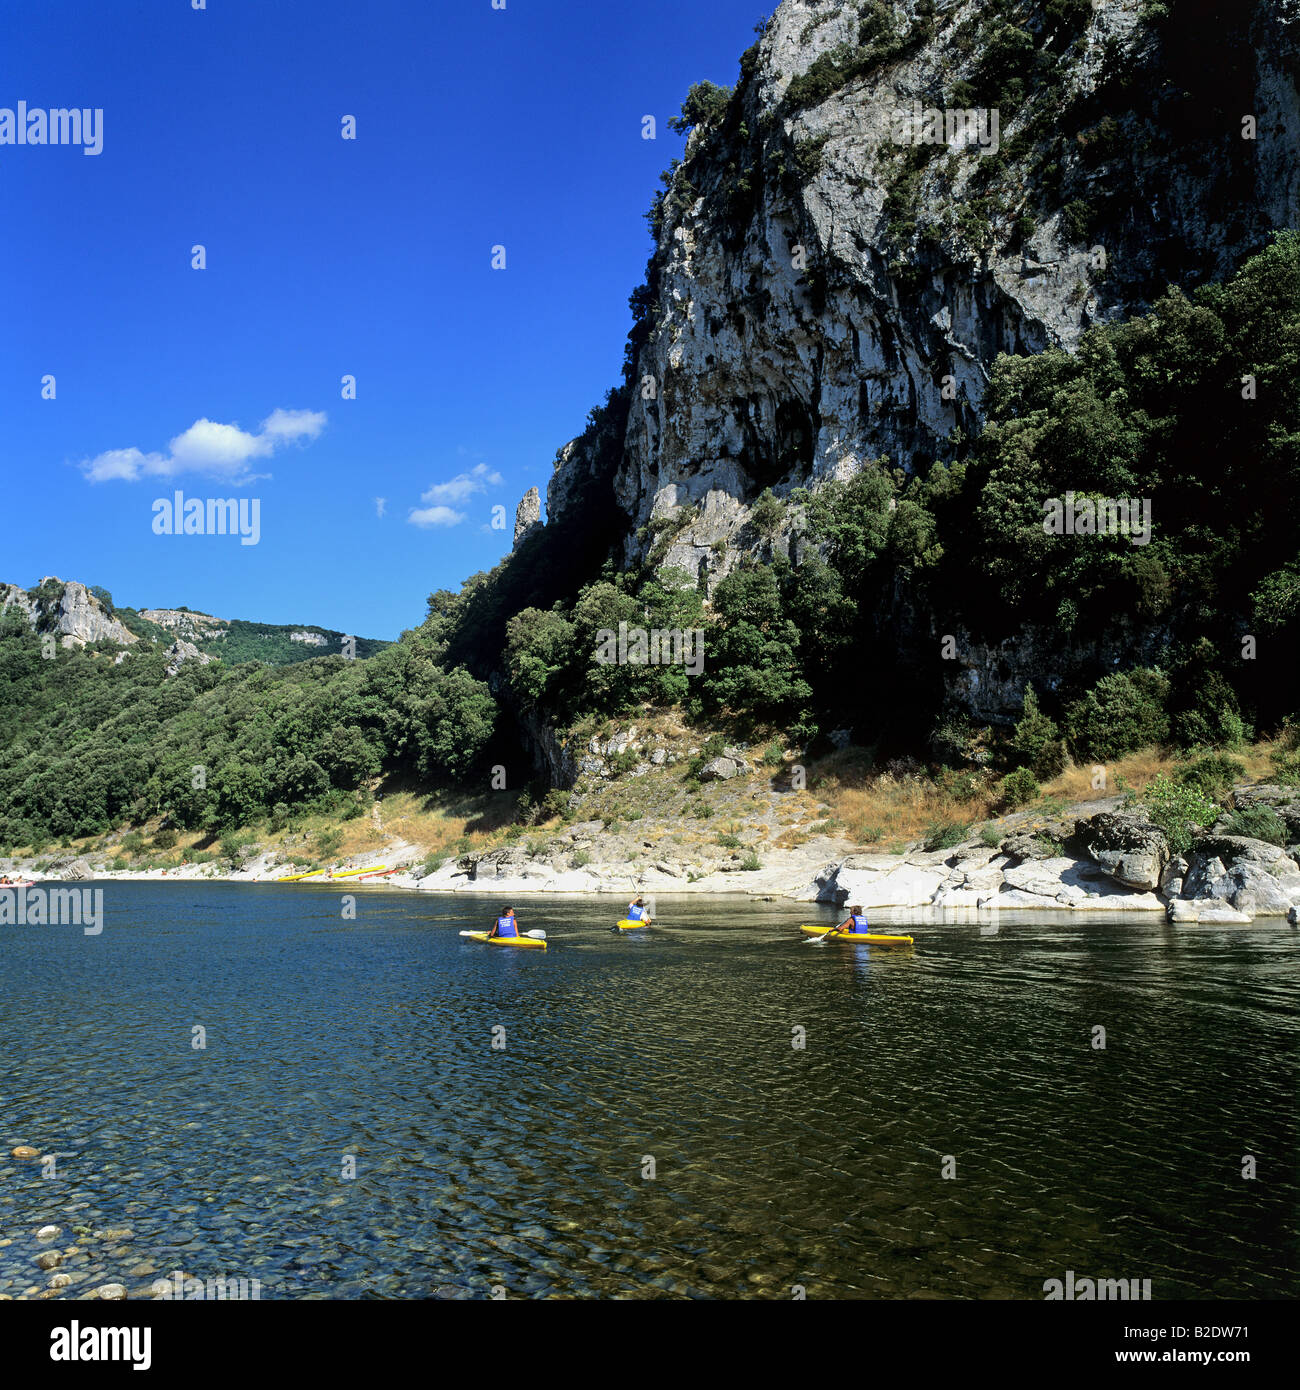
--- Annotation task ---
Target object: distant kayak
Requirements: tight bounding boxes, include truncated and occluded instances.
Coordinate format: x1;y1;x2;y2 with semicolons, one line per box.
614;918;651;930
463;931;547;950
799;925;914;946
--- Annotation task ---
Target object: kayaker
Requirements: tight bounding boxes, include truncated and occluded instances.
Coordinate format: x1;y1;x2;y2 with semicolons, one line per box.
837;904;870;934
488;906;519;939
626;896;652;925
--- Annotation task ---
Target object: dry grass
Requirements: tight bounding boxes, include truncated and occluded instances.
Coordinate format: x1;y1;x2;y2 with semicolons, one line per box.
815;739;1290;854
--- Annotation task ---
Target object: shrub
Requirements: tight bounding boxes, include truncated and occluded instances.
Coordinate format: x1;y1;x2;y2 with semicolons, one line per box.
152;828;178;850
110;856;128;871
1222;806;1288;846
1174;754;1245;800
121;830;145;854
979;825;1004;848
1169;643;1251;750
1061;199;1093;244
924;821;966;850
1010;686;1068;781
571;849;592;868
1064;670;1170;761
762;739;785;767
1141;774;1217;855
540;788;571;822
740;850;762;871
717;833;742;849
668;81;733;135
998;767;1040;811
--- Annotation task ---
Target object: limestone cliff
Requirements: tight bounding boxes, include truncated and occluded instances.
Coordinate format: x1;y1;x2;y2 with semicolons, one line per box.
1;579;138;650
528;0;1297;719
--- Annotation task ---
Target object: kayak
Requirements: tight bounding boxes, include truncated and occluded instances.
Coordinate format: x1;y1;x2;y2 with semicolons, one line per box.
276;869;326;882
799;925;914;946
615;918;652;930
464;931;547;950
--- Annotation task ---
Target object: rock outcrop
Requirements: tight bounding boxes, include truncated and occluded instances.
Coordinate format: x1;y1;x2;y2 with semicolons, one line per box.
162;640;212;677
513;488;543;548
2;579;138;650
1075;811;1169;892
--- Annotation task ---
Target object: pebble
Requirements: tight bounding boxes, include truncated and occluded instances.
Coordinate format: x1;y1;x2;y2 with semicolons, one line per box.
10;1147;39;1160
97;1283;127;1300
128;1261;156;1278
35;1225;61;1240
48;1273;73;1289
35;1251;62;1270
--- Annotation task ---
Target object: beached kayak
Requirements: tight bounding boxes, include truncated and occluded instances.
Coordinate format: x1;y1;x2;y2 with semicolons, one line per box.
463;931;547;950
615;918;652;930
799;925;914;946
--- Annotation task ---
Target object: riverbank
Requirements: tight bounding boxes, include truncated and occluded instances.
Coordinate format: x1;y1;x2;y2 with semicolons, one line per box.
7;776;1300;923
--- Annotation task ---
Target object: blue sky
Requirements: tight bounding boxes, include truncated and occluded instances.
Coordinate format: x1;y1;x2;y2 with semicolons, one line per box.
0;0;768;639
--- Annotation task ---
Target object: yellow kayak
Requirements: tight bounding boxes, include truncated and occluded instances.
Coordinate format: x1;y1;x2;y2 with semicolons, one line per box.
615;918;652;930
276;868;326;882
464;931;547;950
799;925;913;946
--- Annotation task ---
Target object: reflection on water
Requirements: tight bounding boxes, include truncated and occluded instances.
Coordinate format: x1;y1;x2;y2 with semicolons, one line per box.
1;885;1295;1299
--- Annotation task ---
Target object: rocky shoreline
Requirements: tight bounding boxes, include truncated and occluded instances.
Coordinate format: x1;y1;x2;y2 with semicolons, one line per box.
10;782;1300;924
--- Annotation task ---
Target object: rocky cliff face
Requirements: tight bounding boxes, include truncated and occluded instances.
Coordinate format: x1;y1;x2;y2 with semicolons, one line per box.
2;579;138;650
542;0;1297;591
516;0;1299;730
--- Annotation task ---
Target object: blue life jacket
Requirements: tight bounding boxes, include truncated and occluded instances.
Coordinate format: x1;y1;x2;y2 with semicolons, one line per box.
848;913;870;933
627;904;646;921
495;916;517;937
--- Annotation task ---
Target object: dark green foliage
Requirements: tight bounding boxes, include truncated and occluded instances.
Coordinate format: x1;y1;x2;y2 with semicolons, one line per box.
998;766;1041;811
1060;198;1093;244
1174;754;1245;800
1222;806;1288;847
0;623;495;843
1063;670;1170;761
701;565;812;728
1167;640;1250;750
668;81;734;135
924;820;968;850
1010;686;1068;780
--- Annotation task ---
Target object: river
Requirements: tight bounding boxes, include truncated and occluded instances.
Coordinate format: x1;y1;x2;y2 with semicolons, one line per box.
1;884;1295;1299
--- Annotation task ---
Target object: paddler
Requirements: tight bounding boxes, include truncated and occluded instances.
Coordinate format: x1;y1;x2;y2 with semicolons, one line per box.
625;896;652;925
836;903;870;934
488;906;519;939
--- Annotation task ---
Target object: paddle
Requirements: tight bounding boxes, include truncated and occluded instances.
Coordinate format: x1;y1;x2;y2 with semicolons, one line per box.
805;922;848;946
458;929;547;940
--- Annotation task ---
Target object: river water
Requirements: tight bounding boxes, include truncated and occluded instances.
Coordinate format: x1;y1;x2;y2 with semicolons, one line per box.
1;884;1295;1300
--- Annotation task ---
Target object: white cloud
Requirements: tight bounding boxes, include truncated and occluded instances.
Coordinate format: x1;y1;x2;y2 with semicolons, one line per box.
408;504;467;528
81;408;326;484
375;497;387;518
418;461;504;507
